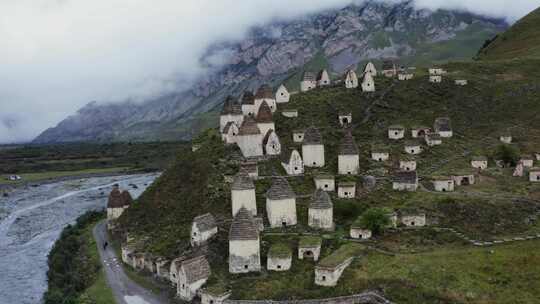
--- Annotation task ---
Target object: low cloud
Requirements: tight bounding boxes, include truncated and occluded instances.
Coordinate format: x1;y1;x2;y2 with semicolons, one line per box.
0;0;538;143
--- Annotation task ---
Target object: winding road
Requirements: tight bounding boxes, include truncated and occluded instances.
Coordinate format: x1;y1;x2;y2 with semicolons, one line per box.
93;221;169;304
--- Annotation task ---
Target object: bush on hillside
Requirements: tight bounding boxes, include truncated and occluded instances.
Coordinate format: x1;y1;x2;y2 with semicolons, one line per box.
357;208;390;235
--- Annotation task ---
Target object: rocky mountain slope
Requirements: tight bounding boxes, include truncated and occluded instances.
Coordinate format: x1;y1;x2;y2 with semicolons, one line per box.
478;7;540;60
33;0;506;144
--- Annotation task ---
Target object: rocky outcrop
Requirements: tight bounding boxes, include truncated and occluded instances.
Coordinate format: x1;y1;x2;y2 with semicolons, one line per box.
33;1;506;144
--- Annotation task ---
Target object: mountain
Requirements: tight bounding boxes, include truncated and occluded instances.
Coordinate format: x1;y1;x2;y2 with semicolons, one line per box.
478;7;540;60
33;1;506;144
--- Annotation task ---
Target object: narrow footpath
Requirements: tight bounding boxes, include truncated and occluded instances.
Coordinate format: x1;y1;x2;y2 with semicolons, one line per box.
93;221;169;304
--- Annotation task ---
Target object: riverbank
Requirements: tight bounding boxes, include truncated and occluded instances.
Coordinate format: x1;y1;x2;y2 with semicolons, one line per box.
44;211;115;304
0;173;158;304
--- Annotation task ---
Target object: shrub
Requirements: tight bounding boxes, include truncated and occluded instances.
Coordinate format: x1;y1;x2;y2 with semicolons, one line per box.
357;208;391;235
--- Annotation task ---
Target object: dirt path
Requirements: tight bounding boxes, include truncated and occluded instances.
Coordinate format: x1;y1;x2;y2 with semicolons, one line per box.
93;221;169;304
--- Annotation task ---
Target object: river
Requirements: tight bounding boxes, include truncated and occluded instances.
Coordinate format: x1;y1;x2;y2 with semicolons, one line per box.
0;173;159;304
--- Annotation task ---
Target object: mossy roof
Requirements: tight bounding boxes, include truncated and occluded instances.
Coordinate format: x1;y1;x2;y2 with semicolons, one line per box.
203;283;230;296
472;156;488;161
268;243;292;258
318;244;361;268
299;236;321;248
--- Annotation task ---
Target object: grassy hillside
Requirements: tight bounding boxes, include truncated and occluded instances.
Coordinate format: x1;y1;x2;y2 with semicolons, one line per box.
118;56;540;303
478;7;540;60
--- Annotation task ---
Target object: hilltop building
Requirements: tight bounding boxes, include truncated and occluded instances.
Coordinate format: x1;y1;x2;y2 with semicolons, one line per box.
255;101;275;136
267;244;292;271
364;62;377;77
371;149;390;162
302;126;325;167
293;129;305;143
451;172;475;186
338;131;359;175
314;246;354;287
500;133;513;144
388;125;405;139
221;122;239;144
298;236;322;261
350;225;372;240
191;213;218;247
400;212;426;227
314;174;335;192
425;133;442;146
229;207;261;273
338;111;352;126
254;85;276;113
429;68;445;75
530;168;540;182
429;75;442;83
200;289;231;304
434;117;453;138
471;156;488;170
275;84;290;103
308;189;334;230
262;129;281;156
404;140;423;155
266;178;297;228
107;186;133;229
301;71;317;92
455;79;468;86
520;155;534;167
392;170;418;191
361;73;375;92
399;158;417;171
236;116;263;157
398;73;414;80
176;256;211;301
241;91;256;116
220;96;244;132
231;173;257;216
411;126;430;138
317;69;331;86
344;69;358;89
281;148;304;175
432;176;455;192
381;60;397;77
337;182;356;199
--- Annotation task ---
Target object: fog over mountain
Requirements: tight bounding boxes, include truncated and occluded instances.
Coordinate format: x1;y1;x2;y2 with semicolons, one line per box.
1;0;539;143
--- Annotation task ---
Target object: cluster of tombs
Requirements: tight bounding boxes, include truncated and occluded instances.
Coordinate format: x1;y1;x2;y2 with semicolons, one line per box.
109;61;540;303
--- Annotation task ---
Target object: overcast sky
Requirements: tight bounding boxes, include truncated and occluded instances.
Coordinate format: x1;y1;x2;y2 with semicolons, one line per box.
0;0;538;143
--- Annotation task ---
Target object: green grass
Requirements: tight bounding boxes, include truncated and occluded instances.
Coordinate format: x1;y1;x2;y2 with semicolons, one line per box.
479;7;540;60
318;243;363;268
78;220;116;303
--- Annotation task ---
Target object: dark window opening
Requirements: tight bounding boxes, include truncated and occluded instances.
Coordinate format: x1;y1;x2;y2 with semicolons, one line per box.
282;221;287;227
442;188;446;192
281;93;284;96
378;158;382;161
210;301;214;304
395;132;398;136
294;167;298;170
277;265;282;269
313;162;316;165
244;265;248;269
322;276;326;281
324;184;328;188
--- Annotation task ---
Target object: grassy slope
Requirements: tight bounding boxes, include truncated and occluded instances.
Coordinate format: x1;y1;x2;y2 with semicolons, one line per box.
118;56;540;303
478;7;540;60
79;222;116;304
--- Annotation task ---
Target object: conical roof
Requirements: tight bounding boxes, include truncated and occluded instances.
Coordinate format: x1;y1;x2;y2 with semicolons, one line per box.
303;126;323;145
266;177;295;200
229;207;259;241
120;191;133;206
241;91;255;105
254;84;273;99
339;131;358;155
221;96;242;115
255;101;273;123
231;172;255;190
107;187;124;208
238;116;261;135
310;189;332;209
316;69;328;81
280;146;298;164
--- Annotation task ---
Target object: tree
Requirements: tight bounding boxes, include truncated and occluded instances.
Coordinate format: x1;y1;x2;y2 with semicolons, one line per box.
358;207;390;235
494;144;520;167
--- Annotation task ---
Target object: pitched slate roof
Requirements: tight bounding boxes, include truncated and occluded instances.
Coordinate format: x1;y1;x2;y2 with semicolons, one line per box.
231;172;255;190
344;69;356;79
239;161;257;174
338;181;356;188
472;156;488;161
238;116;261;135
310;189;333;209
229;207;259;241
262;129;278;147
241;91;255;105
434;117;451;132
193;213;217;232
339;131;359;155
393;170;418;184
280;147;299;164
388;125;405;130
316;69;328;81
221;96;242;115
255;101;273;123
180;255;211;284
222;121;238;135
108;187;132;208
302;71;315;81
382;60;395;70
303;126;323;145
266;177;296;200
254;84;273;100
